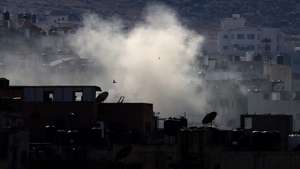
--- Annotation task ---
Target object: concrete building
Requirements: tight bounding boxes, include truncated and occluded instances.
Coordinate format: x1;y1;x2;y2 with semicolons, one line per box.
0;78;156;142
202;61;293;129
218;14;293;63
98;103;155;143
241;114;293;150
247;92;300;130
0;78;102;143
38;12;82;36
240;114;293;133
177;114;299;169
221;14;246;30
0;78;159;168
263;64;292;91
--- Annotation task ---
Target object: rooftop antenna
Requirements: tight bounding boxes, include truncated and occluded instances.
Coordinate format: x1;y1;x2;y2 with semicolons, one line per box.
202;111;217;127
96;91;109;103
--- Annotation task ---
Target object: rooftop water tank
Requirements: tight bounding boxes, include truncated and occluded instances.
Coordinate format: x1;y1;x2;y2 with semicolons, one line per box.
0;78;9;88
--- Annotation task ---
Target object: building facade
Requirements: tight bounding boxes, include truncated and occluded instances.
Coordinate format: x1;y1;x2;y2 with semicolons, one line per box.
218;14;293;63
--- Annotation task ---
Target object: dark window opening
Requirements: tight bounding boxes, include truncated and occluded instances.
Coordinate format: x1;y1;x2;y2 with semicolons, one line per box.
21;150;27;166
233;44;239;49
265;45;271;51
30;112;40;119
44;91;54;102
262;38;272;43
248;45;255;51
237;34;245;39
247;34;255;39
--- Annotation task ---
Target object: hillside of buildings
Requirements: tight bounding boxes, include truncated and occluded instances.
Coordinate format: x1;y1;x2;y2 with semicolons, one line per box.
2;2;300;169
1;0;300;34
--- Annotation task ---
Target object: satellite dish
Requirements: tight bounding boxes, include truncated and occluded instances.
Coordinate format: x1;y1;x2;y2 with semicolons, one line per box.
96;91;109;102
202;111;217;126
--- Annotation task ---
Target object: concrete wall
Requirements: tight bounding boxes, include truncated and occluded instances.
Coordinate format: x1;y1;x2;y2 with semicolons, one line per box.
98;103;155;135
23;86;98;102
292;80;300;91
22;102;98;129
263;64;292;90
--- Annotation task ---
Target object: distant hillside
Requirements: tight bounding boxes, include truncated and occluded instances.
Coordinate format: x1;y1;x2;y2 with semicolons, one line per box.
1;0;300;34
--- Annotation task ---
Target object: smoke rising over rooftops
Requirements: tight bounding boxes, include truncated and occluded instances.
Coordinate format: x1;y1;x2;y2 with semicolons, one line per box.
69;4;207;118
0;4;247;128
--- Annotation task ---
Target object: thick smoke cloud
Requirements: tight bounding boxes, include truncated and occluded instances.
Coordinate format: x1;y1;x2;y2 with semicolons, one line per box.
69;5;207;119
0;4;247;128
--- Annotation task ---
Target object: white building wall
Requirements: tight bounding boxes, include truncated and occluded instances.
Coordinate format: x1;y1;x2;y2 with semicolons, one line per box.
218;28;261;56
221;14;246;30
218;28;286;57
218;16;293;59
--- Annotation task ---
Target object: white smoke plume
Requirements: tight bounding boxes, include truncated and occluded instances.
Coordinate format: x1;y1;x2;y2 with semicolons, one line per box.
69;4;207;119
0;4;247;128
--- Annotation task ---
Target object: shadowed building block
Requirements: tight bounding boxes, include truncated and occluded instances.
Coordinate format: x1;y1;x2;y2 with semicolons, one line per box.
98;103;155;137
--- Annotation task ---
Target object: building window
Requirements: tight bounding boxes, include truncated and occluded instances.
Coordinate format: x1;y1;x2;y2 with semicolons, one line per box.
73;91;83;102
271;92;280;101
265;45;271;51
44;91;54;102
233;44;239;49
244;117;252;129
240;46;246;51
237;34;245;39
248;45;255;51
247;34;255;39
223;46;228;50
223;34;229;39
262;38;272;43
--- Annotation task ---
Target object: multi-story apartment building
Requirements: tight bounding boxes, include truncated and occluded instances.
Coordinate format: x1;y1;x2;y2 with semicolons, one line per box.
218;14;293;63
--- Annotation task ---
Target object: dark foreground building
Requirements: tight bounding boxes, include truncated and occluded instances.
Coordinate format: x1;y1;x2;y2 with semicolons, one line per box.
177;114;300;169
0;78;156;169
2;78;300;169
